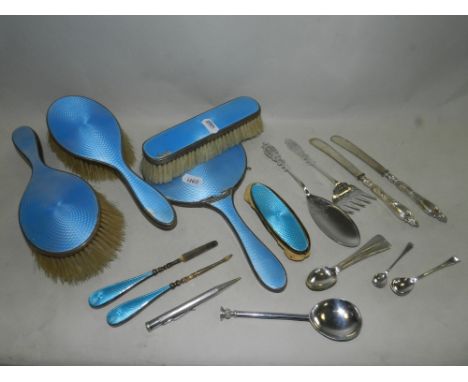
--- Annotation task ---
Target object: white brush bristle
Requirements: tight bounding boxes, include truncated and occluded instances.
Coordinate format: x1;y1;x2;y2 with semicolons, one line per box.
48;130;136;181
141;116;263;183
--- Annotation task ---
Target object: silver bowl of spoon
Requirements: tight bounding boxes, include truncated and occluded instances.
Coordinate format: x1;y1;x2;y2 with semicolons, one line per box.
306;234;391;291
391;256;461;296
372;242;414;288
220;298;362;341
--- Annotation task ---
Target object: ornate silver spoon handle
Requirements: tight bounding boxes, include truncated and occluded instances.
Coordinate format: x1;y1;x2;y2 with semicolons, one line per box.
262;142;308;191
416;256;460;280
331;135;447;223
309;138;418;227
334;234;391;272
284;138;338;184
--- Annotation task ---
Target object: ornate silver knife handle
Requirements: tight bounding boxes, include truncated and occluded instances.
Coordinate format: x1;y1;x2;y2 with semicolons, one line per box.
309;137;418;227
330;135;447;223
383;173;447;222
359;175;419;227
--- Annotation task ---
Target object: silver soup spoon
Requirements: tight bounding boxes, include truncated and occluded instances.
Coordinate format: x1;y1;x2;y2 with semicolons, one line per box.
220;298;362;342
372;242;414;288
306;234;391;291
391;256;461;296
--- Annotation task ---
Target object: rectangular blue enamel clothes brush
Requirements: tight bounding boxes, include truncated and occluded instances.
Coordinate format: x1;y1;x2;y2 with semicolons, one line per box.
141;96;262;183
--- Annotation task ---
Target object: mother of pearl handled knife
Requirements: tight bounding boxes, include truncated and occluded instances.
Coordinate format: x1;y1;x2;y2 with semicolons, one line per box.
309;138;418;227
330;135;447;223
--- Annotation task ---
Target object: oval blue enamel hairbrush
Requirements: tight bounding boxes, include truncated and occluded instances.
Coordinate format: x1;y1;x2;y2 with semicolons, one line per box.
12;126;124;283
244;183;311;261
151;145;287;292
46;96;176;229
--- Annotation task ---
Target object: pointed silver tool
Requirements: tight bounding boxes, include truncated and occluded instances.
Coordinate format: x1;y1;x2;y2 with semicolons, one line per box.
88;240;218;308
108;254;232;326
330;135;447;222
146;277;241;331
285;138;375;214
309;138;418;227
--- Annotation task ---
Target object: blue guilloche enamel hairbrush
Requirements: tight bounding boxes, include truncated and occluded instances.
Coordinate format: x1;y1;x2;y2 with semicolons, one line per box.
12;126;123;283
46;96;176;229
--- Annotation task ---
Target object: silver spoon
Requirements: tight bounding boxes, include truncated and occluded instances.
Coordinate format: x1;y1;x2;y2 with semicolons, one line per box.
391;256;461;296
372;242;414;288
306;234;391;291
262;142;361;247
220;298;362;341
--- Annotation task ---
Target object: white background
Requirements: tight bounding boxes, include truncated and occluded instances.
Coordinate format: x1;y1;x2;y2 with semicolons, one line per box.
0;16;467;365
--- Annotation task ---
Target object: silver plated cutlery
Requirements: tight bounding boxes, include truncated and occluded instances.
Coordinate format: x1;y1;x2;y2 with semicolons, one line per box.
391;256;460;296
220;298;362;341
309;138;418;227
372;242;414;288
262;142;361;247
284;138;375;214
306;234;391;291
331;135;447;222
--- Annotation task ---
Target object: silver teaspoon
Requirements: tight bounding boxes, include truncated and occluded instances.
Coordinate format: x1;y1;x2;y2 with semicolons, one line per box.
220;298;362;341
372;242;414;288
391;256;461;296
306;234;391;291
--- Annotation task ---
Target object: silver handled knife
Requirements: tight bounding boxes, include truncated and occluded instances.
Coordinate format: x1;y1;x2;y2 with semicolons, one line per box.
330;135;447;223
309;138;418;227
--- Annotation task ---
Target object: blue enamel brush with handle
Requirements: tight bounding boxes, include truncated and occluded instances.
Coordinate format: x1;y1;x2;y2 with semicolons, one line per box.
47;96;176;229
13;126;99;255
12;126;124;283
150;145;287;292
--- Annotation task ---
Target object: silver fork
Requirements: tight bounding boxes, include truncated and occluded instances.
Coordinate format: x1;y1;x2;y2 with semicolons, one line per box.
285;138;375;214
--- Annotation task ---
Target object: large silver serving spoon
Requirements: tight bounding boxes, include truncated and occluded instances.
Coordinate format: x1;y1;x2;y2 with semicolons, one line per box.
262;142;361;247
306;234;391;291
372;242;414;288
220;298;362;341
391;256;461;296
